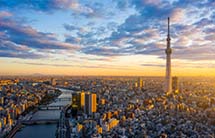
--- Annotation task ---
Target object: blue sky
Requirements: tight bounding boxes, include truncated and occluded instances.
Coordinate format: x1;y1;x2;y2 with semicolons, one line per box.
0;0;215;75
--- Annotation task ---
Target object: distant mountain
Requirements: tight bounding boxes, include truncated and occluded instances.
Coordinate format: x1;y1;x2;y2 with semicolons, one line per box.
31;73;45;76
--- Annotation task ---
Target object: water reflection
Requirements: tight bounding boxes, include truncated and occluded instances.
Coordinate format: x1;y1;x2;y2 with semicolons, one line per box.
14;88;73;138
14;124;57;138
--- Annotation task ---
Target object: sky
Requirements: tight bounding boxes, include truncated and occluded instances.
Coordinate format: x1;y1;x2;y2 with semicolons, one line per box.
0;0;215;76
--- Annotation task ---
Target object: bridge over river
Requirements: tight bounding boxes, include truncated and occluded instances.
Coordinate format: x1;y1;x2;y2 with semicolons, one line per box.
22;119;58;125
38;105;65;110
38;97;71;110
54;97;71;102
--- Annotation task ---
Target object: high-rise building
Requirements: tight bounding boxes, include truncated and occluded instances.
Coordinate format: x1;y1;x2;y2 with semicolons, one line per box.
51;78;56;86
165;17;172;94
137;78;144;88
172;76;179;93
0;97;4;105
91;93;97;112
84;92;97;115
134;82;138;88
71;91;86;111
81;91;85;109
84;93;91;115
0;121;2;132
71;93;81;110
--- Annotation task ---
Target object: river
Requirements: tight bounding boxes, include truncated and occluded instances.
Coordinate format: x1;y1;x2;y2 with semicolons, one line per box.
13;88;73;138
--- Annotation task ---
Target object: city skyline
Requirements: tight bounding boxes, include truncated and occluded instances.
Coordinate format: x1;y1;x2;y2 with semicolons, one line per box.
0;0;215;76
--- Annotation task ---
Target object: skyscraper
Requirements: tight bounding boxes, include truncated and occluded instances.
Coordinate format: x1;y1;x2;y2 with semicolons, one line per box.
172;76;179;93
81;91;85;109
165;17;172;94
138;78;144;88
71;91;85;110
71;93;81;110
84;92;97;115
51;78;56;86
91;93;97;112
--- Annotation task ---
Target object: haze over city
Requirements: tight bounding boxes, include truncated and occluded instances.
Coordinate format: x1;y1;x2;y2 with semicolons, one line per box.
0;0;215;76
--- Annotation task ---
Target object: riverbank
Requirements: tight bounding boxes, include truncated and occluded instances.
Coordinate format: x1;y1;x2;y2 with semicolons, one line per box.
4;88;62;138
12;88;72;138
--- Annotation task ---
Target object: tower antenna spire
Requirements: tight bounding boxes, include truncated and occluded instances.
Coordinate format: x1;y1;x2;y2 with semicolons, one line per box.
168;17;170;37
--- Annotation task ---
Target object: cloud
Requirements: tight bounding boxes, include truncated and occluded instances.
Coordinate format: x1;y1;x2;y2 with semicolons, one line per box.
194;18;214;27
171;8;186;23
66;0;94;15
65;35;81;44
78;56;113;62
0;11;12;18
0;14;80;50
0;40;44;59
116;0;129;10
0;40;30;51
172;45;215;61
0;50;43;59
144;0;162;6
0;0;96;17
0;11;81;59
63;24;79;31
141;63;165;67
81;46;125;56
